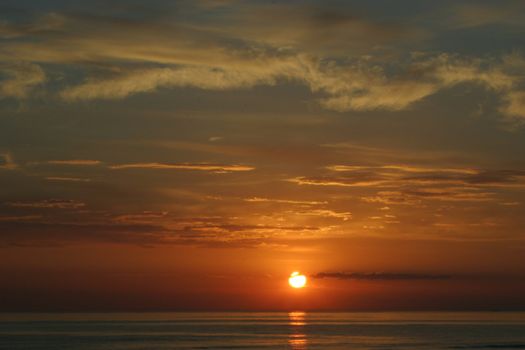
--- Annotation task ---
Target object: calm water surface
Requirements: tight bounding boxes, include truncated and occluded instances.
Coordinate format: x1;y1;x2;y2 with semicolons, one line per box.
1;312;524;349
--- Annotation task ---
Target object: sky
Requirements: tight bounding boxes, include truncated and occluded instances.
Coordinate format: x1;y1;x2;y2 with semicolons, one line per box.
1;0;525;311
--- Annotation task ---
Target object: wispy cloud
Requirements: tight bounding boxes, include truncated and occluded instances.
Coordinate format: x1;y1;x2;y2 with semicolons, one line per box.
328;164;477;175
0;152;18;170
449;1;525;29
55;51;525;121
113;211;169;223
45;176;92;182
0;217;319;247
8;199;85;209
361;188;494;204
0;9;523;121
290;164;525;205
60;65;290;101
501;91;525;121
293;165;525;189
0;62;45;99
293;209;352;221
312;271;452;280
244;197;327;206
109;162;254;172
288;176;386;187
0;215;43;222
47;160;102;166
0;221;166;247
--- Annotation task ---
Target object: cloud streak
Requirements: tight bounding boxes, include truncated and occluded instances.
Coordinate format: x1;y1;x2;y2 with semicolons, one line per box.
60;66;289;101
293;165;525;189
45;176;92;182
0;217;320;247
244;197;327;206
109;162;254;172
47;160;102;166
8;199;85;209
312;271;452;280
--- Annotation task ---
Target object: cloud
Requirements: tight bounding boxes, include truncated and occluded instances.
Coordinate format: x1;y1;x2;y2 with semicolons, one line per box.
0;62;46;99
328;164;477;175
0;221;166;246
45;176;92;182
195;0;238;9
0;8;524;121
8;199;85;209
0;217;319;247
0;12;65;39
0;152;18;170
315;53;518;113
0;4;412;64
403;188;494;202
52;54;525;120
361;191;422;205
60;65;290;101
362;188;495;205
320;80;438;112
47;160;102;166
501;91;525;121
218;3;421;55
312;271;451;280
0;215;43;222
186;223;319;234
293;209;352;221
109;162;254;172
500;201;521;206
113;211;169;223
288;176;387;187
244;197;327;206
291;164;525;205
450;1;525;29
296;165;525;189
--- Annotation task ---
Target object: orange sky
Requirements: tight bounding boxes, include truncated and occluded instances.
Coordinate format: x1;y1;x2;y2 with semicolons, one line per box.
1;0;525;311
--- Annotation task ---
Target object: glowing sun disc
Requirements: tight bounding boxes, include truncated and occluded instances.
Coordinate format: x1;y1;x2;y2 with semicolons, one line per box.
288;271;307;288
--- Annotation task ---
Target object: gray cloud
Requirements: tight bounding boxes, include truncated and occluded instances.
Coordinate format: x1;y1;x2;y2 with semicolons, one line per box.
8;199;85;209
0;9;523;120
312;271;452;280
0;221;166;247
46;160;102;166
449;1;525;29
45;176;92;182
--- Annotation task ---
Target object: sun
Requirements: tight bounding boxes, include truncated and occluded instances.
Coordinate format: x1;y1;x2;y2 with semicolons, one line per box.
288;271;307;288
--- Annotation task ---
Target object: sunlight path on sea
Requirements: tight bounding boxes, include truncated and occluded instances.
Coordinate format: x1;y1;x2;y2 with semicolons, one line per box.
289;311;307;349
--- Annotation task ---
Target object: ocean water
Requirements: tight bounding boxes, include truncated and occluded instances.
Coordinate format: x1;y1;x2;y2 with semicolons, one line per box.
0;312;524;350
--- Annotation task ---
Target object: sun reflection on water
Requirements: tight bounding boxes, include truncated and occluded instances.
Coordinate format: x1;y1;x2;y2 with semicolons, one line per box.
288;311;307;349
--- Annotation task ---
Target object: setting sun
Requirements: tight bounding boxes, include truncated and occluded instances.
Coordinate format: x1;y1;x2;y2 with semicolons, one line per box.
288;272;307;289
2;1;525;349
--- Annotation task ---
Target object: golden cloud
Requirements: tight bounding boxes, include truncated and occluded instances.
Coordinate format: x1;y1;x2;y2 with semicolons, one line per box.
0;63;45;99
109;162;254;172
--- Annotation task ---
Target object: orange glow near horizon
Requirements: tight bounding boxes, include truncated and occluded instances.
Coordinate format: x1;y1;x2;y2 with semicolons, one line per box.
2;0;525;314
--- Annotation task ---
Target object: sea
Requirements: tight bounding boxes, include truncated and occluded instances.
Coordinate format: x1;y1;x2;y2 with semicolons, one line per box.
0;312;524;349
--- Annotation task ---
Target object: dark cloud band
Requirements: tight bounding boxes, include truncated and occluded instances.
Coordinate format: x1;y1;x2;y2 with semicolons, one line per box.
312;272;452;280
